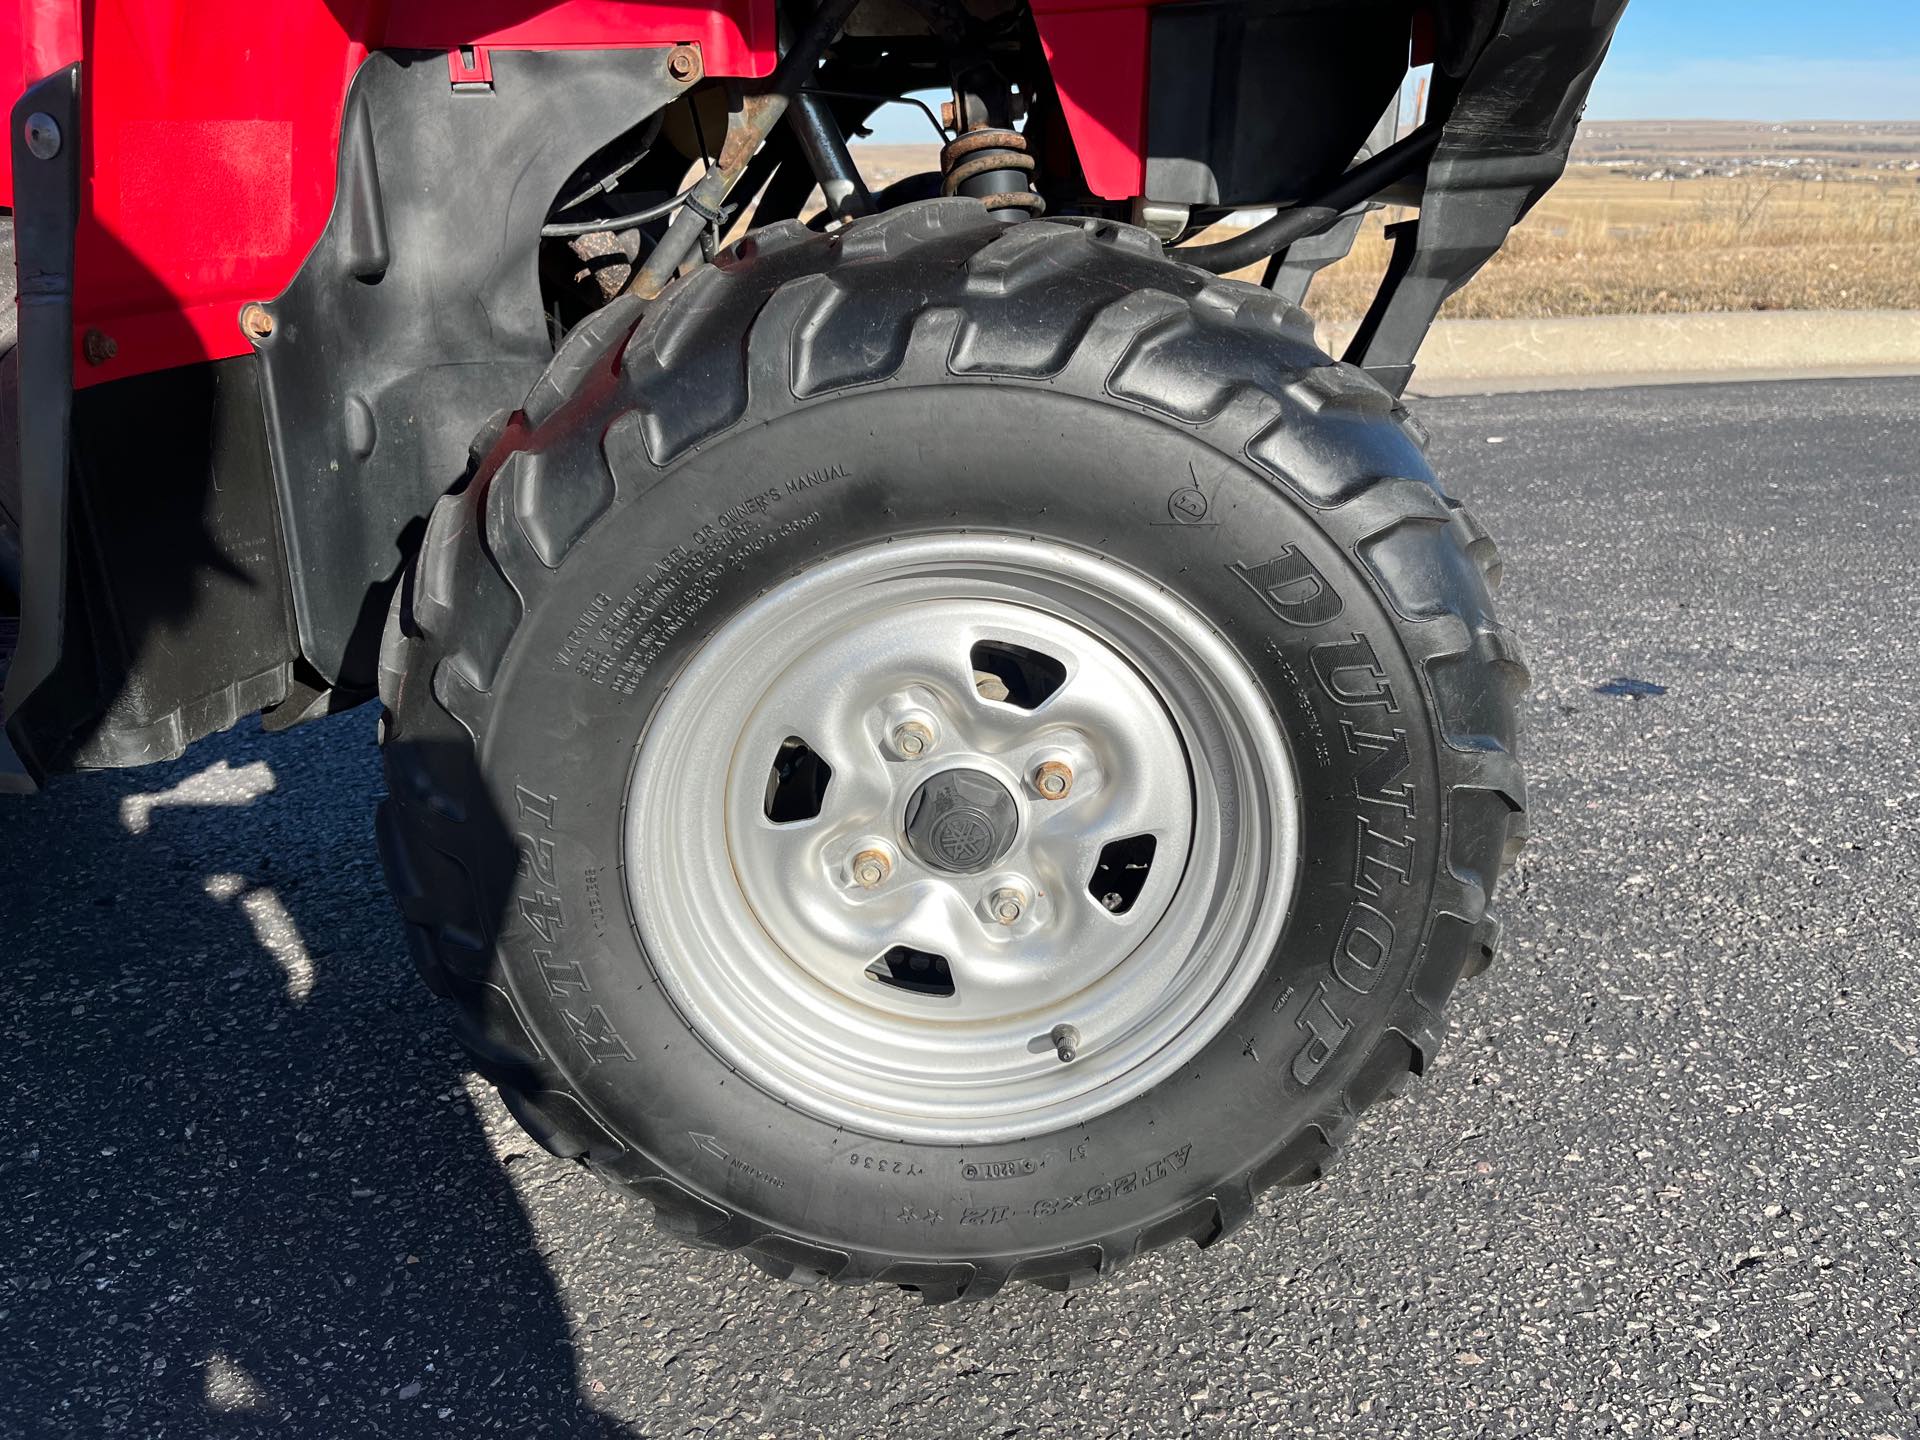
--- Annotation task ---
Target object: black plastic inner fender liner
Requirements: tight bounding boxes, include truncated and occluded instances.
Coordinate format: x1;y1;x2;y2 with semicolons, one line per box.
254;48;685;692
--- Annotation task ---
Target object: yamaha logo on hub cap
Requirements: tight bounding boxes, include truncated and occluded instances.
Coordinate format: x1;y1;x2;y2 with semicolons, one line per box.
903;769;1020;874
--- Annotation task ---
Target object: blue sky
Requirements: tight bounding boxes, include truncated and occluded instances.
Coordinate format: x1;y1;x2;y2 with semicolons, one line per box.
1587;0;1920;120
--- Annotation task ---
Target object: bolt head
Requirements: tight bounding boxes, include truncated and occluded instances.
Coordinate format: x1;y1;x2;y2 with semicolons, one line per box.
667;46;699;81
24;112;61;161
240;303;275;343
892;721;932;758
1032;760;1073;800
851;849;892;890
989;887;1026;925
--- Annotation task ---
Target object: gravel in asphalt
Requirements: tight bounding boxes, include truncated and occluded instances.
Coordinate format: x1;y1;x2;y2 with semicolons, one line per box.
2;375;1916;1438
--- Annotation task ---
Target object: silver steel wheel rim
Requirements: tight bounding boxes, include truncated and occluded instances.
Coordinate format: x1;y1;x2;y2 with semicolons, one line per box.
626;534;1300;1143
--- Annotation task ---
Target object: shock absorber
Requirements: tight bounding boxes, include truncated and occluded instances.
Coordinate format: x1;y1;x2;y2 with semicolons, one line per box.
940;88;1043;221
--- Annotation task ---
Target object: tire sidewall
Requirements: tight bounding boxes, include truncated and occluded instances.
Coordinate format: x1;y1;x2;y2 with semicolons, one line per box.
478;382;1441;1257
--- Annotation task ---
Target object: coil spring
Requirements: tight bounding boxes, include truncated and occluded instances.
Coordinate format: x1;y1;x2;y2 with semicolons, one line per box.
939;128;1045;218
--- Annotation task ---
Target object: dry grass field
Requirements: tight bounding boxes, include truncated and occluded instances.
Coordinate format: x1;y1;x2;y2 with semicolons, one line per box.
1291;167;1920;321
846;133;1920;321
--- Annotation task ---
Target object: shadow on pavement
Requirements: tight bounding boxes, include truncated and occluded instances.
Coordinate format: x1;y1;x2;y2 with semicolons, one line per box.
0;712;636;1436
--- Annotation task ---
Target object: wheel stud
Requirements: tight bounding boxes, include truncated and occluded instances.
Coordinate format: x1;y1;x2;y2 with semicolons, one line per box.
851;848;893;890
988;886;1027;925
1032;759;1073;800
1050;1024;1080;1063
892;720;934;758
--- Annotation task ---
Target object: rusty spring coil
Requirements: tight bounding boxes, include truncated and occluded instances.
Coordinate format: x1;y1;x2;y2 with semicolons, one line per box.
939;128;1046;218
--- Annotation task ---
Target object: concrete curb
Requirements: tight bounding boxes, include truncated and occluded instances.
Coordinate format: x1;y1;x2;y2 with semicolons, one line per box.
1314;309;1920;396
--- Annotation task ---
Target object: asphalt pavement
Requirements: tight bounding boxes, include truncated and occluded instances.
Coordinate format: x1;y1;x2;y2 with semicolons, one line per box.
2;375;1916;1438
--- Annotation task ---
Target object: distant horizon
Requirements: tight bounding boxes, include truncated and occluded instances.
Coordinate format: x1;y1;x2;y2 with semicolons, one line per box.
858;102;1920;145
851;115;1920;149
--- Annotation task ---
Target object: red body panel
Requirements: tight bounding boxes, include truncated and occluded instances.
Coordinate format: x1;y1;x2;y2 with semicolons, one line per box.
3;0;776;386
3;0;1165;388
0;1;80;111
1030;0;1148;203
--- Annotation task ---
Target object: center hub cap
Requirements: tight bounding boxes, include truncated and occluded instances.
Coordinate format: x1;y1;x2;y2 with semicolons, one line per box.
904;768;1020;873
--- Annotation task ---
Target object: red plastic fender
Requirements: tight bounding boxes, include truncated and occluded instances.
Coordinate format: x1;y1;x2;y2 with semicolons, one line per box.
2;0;775;387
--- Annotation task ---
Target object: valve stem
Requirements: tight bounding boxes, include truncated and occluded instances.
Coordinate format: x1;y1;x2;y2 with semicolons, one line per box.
1050;1023;1080;1063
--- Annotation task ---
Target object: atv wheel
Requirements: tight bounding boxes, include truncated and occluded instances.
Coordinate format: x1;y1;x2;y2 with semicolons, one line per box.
377;201;1527;1300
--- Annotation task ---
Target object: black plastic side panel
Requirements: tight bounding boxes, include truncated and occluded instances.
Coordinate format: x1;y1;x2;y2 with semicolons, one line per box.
256;48;683;689
1144;0;1412;207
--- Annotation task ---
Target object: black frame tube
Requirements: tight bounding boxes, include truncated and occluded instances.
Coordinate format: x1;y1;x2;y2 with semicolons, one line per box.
787;90;872;221
626;0;861;298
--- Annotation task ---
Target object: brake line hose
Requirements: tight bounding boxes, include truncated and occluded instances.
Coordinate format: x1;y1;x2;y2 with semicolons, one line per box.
1174;123;1443;273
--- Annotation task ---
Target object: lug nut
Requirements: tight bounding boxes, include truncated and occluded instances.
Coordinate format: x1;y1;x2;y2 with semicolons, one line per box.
1050;1023;1080;1063
892;720;933;758
989;887;1027;925
851;849;892;890
1032;759;1073;800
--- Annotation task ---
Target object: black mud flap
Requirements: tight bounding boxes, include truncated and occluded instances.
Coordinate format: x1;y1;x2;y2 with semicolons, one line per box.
1342;0;1632;393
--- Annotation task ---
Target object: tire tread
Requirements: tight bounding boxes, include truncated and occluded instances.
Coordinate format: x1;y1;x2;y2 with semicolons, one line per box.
377;201;1529;1300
